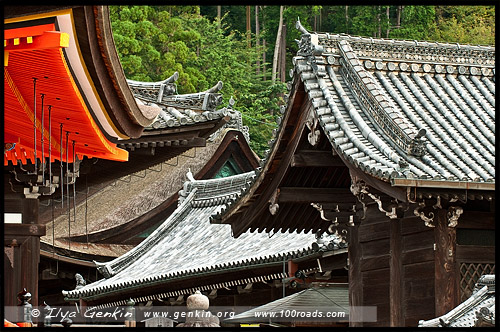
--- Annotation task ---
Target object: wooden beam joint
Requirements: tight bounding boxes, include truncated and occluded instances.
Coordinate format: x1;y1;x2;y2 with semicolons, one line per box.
291;150;344;168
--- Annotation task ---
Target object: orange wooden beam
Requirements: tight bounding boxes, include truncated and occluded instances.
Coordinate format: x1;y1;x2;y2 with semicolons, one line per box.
4;31;69;52
4;23;56;39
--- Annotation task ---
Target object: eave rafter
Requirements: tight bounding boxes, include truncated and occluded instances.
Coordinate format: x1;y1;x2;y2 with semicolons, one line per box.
4;17;129;166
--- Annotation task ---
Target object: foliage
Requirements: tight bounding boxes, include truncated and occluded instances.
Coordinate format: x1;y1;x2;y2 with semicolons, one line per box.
110;5;285;157
389;6;437;40
429;6;495;45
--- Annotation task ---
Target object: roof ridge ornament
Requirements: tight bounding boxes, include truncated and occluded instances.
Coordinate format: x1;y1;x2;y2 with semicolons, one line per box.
407;128;428;157
186;168;196;182
296;18;323;56
296;17;310;35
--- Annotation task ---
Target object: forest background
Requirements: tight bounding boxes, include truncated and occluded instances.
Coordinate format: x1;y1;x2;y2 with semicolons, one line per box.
109;5;495;157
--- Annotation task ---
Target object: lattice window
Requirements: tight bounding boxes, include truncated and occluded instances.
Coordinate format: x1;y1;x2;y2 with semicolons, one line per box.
459;262;495;302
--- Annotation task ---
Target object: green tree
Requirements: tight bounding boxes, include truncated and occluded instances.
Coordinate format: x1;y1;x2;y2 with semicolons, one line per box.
110;5;285;157
429;6;495;45
389;6;436;40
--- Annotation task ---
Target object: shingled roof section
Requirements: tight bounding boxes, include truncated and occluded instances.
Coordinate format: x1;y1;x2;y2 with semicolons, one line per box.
418;274;495;327
62;171;342;303
292;20;494;188
127;73;227;130
224;283;349;325
211;21;495;228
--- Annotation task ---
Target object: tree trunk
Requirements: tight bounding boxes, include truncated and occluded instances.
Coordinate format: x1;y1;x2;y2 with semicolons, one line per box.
255;6;260;76
377;6;382;38
386;6;390;38
396;6;402;28
280;23;287;83
246;6;251;48
272;5;284;83
319;8;322;31
345;6;349;33
217;6;221;29
263;39;267;81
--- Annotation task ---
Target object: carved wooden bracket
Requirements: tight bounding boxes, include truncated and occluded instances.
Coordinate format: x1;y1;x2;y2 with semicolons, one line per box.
310;202;330;222
305;109;320;146
310;203;357;224
269;189;280;215
413;196;463;228
4;246;15;268
350;179;404;219
447;206;463;227
414;201;436;227
237;283;253;294
310;202;357;241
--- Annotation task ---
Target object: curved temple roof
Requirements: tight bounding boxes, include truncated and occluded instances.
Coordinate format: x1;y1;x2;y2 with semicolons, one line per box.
418;274;495;327
62;171;343;302
291;20;494;188
4;6;156;164
128;73;231;130
211;21;495;237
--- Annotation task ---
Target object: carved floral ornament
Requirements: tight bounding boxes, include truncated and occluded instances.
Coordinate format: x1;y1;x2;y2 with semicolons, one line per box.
349;178;464;227
269;189;280;215
411;195;464;228
349;179;407;220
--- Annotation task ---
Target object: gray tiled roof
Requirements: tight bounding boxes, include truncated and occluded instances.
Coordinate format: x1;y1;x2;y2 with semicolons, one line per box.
127;73;228;130
418;274;495;327
62;171;340;301
291;21;495;186
224;283;349;324
210;26;495;225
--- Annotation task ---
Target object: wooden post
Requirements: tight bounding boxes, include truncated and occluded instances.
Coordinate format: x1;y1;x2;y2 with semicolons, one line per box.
348;224;362;327
79;298;88;324
434;209;458;316
22;198;39;224
288;260;298;278
389;218;403;326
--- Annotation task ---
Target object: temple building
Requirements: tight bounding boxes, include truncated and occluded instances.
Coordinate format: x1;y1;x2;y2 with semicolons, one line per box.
61;171;347;320
212;20;495;327
4;6;495;328
4;5;232;309
418;274;495;327
4;5;154;308
37;75;259;306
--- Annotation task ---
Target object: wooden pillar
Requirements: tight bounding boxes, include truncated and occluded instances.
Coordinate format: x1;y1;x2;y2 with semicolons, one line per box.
434;209;458;316
79;299;88;325
22;198;39;224
21;235;41;308
389;218;403;326
287;260;298;278
348;224;362;327
4;239;22;307
4;188;43;308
